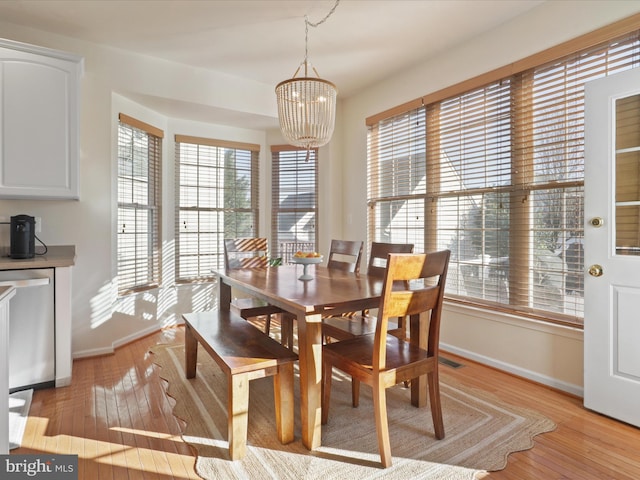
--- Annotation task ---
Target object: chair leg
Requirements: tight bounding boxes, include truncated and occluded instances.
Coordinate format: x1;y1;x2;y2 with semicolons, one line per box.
264;314;272;335
427;370;445;440
351;378;360;407
274;362;295;444
228;373;250;460
372;383;392;468
287;316;295;349
321;363;332;424
280;314;295;349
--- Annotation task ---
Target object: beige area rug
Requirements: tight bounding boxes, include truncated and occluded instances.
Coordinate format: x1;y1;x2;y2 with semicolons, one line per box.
150;343;555;480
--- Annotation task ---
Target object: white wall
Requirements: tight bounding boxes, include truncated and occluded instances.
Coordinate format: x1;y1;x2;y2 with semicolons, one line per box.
340;0;640;395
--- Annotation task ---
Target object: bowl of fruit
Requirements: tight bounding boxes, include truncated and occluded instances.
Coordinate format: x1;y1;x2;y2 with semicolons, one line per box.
292;251;323;280
292;251;323;264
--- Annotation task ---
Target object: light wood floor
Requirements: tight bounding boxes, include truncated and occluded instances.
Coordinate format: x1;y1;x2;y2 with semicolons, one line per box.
12;325;640;479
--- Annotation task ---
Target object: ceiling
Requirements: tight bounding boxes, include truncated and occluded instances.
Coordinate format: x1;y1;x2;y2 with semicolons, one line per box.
0;0;545;129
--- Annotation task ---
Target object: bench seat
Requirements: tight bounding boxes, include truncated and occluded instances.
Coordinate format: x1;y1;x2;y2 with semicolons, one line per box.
183;310;298;460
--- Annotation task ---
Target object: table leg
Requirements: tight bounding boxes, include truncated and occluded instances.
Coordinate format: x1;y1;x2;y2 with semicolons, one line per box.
297;312;323;450
410;312;428;407
219;278;231;312
184;323;198;379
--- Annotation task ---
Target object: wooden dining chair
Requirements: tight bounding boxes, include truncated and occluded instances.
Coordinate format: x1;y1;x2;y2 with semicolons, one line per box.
322;242;414;341
367;241;415;277
321;250;451;468
326;239;363;273
224;238;293;346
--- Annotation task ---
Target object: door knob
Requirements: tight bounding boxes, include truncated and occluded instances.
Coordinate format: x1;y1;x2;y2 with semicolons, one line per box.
588;264;603;277
590;217;604;227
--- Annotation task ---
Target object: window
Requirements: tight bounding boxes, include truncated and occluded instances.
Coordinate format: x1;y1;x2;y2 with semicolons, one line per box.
271;146;318;263
117;114;162;294
368;29;640;327
175;135;259;281
367;108;427;252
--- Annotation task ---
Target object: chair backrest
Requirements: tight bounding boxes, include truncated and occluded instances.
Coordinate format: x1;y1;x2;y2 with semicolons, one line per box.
224;238;269;269
326;239;364;274
373;250;451;369
367;242;414;278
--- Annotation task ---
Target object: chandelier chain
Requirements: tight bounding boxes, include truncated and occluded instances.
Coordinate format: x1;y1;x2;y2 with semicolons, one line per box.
304;0;340;65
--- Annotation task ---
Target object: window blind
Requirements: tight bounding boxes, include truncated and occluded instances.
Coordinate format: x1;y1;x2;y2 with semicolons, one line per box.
117;114;163;294
433;79;514;310
175;135;259;282
368;30;640;327
271;146;318;263
367;108;426;252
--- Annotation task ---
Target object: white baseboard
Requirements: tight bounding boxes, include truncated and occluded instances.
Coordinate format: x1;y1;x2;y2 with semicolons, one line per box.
55;376;72;388
73;346;115;359
73;324;172;359
441;342;584;398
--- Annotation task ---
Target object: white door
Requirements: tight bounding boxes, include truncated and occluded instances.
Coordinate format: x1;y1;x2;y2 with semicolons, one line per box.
584;67;640;427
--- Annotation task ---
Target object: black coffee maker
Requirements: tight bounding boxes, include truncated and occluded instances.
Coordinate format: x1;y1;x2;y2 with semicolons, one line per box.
10;214;36;259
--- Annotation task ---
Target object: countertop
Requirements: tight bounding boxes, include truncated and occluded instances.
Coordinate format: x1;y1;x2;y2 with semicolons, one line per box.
0;245;76;270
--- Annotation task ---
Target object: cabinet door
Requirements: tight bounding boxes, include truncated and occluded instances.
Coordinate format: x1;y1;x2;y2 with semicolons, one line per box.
0;40;82;199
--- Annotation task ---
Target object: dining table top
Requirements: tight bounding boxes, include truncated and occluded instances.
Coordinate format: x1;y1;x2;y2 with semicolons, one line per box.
214;264;385;318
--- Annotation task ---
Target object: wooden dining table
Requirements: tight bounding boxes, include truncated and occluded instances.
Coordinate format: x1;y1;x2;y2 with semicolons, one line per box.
214;263;384;450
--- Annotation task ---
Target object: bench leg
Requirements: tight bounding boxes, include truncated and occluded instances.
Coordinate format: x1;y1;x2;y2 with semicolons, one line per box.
274;362;295;444
184;324;198;379
228;373;250;460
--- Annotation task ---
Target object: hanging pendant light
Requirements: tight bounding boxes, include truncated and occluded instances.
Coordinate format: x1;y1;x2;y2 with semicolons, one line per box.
276;1;340;151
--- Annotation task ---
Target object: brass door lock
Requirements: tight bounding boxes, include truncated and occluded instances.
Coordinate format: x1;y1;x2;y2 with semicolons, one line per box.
588;264;603;277
590;217;604;227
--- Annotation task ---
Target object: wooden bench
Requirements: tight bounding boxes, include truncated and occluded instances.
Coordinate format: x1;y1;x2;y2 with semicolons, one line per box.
183;310;298;460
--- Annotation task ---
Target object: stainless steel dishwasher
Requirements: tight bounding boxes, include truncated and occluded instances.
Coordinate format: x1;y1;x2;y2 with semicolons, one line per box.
0;268;55;392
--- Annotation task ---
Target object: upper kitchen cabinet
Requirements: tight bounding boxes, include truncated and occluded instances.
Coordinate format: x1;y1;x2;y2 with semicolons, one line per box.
0;39;83;200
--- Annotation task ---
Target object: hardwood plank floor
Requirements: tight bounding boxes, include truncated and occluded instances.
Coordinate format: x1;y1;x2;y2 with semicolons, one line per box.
11;326;640;479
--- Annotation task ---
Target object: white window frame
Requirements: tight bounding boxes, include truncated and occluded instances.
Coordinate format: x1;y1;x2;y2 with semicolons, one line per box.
116;113;163;295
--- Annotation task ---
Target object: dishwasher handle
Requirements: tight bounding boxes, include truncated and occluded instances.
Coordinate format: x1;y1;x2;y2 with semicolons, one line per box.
0;277;50;288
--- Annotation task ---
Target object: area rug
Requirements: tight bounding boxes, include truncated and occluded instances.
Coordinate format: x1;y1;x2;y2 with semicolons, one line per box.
9;389;32;450
150;344;555;480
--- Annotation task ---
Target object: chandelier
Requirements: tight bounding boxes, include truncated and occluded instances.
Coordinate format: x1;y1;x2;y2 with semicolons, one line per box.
276;1;340;151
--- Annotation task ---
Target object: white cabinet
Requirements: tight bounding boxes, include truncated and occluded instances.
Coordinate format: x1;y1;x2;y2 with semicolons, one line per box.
0;38;83;200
